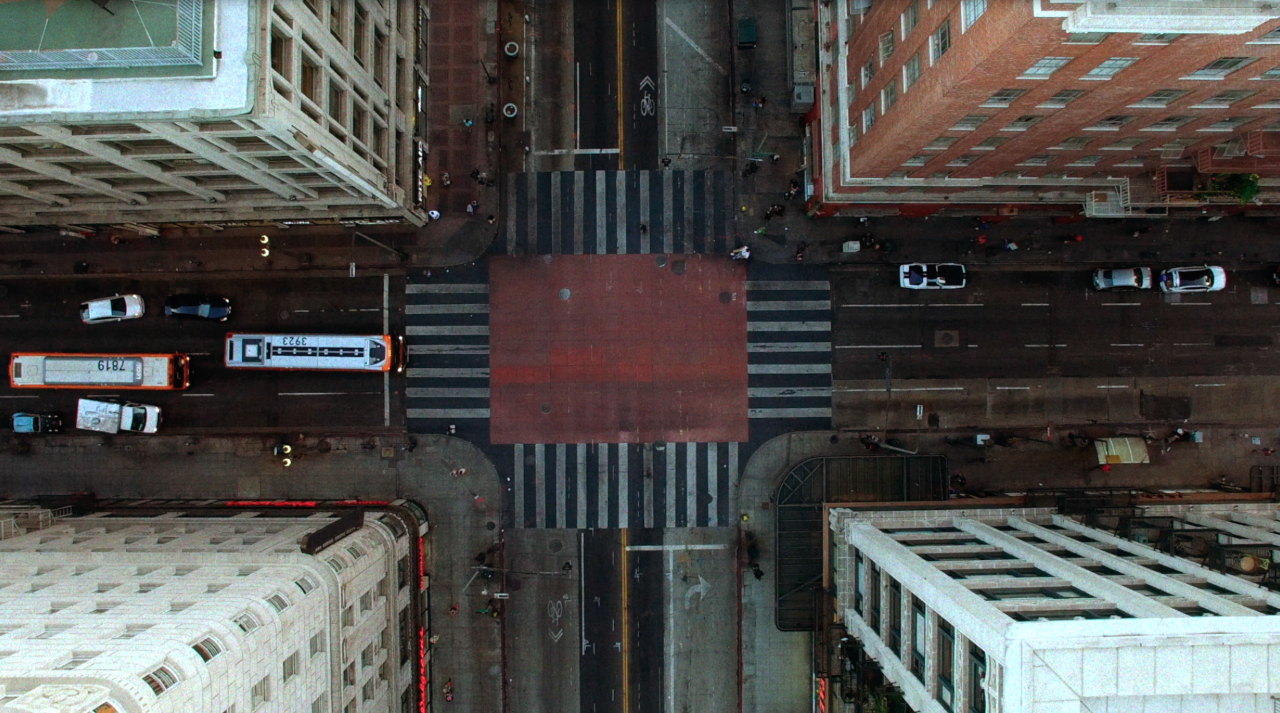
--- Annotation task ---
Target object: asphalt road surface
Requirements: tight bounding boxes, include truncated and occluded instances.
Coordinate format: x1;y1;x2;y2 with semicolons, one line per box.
833;266;1280;381
0;275;403;432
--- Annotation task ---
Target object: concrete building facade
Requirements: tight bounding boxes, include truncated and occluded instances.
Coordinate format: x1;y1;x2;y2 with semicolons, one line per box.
0;500;426;713
0;0;425;228
811;0;1280;215
829;502;1280;712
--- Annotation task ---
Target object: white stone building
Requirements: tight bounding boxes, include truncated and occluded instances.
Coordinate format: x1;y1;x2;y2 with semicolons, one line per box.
0;501;425;713
0;0;424;227
830;502;1280;713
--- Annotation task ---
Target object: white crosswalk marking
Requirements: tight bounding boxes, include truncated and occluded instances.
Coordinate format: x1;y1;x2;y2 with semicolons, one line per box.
747;279;833;424
404;277;491;430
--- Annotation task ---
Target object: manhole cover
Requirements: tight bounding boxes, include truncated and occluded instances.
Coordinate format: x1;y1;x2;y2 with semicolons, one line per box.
934;330;960;347
541;403;552;414
548;539;563;553
279;310;290;320
672;260;686;275
720;291;734;303
655;255;667;267
486;521;496;530
559;288;571;300
543;255;554;264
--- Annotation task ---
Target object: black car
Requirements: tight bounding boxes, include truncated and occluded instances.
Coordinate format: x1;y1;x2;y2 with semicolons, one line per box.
163;294;231;321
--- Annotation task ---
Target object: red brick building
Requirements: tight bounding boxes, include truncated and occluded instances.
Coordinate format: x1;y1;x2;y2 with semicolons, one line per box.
808;1;1280;216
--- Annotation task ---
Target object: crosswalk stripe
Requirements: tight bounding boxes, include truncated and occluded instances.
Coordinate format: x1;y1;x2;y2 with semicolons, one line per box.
406;325;490;336
748;407;832;418
748;300;831;311
748;363;832;374
513;444;525;527
595;170;607;255
406;283;490;294
407;345;490;356
576;443;588;528
535;443;546;527
747;342;831;353
597;443;609;527
666;446;677;527
748;321;832;332
618;445;629;528
405;367;490;378
707;442;718;527
749;386;832;398
407;408;491;419
406;387;491;398
747;280;830;291
406;304;490;314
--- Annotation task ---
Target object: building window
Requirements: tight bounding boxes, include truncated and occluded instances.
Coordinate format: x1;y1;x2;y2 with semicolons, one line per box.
924;137;957;150
862;104;877;132
901;0;919;37
982;88;1025;107
1019;155;1053;166
327;557;347;573
353;5;369;66
373;29;389;88
1255;65;1280;80
1066;155;1103;166
1194;90;1255;108
1066;32;1109;44
1114;158;1144;168
363;679;376;701
879;31;895;64
300;55;321;104
961;0;986;31
1087;115;1134;131
1136;33;1179;45
867;564;881;633
295;576;317;595
267;594;290;613
951;115;989;131
310;631;326;656
1085;57;1136;79
1051;137;1089;150
972;136;1008;151
903;155;929;167
1038;89;1084;108
251;677;271;709
283;651;300;682
1250;27;1280;44
1021;57;1071;79
1142;115;1195;131
270;30;292;79
930;20;951;63
329;1;345;43
887;578;902;655
1202;116;1255;131
58;651;101;670
910;598;927;682
903;53;922;90
312;695;328;713
234;613;261;633
1103;138;1143;150
1131;89;1188;108
882;81;898;111
328;81;346;123
937;621;955;710
861;59;876;88
1003;115;1042;131
143;666;179;696
193;637;223;662
1186;57;1255;79
118;624;150;639
343;663;356;686
360;590;374;612
853;552;865;614
947;155;978;167
968;644;988;712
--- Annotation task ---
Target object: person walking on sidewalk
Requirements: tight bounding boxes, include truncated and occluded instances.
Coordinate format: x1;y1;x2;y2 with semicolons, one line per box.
466;200;479;216
730;245;750;261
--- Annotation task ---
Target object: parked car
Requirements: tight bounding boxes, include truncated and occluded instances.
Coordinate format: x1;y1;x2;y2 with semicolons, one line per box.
899;263;967;289
12;413;61;434
80;294;144;324
164;294;231;322
1093;267;1153;291
1158;266;1227;293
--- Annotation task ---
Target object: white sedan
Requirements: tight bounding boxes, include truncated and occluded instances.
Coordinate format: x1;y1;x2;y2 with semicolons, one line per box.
1158;266;1227;293
1092;267;1153;291
899;263;967;289
80;294;145;324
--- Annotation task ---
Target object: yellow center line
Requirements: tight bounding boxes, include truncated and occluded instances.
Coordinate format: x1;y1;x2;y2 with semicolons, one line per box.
616;0;625;169
620;528;631;713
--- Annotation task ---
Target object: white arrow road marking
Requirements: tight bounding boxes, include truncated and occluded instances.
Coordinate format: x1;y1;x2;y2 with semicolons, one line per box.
683;575;711;610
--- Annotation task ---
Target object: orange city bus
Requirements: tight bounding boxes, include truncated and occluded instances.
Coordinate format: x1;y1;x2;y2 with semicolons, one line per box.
9;353;190;390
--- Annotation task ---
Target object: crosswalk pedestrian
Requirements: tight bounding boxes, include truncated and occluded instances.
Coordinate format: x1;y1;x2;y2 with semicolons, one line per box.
405;273;492;435
747;277;833;430
505;170;735;256
505;442;740;529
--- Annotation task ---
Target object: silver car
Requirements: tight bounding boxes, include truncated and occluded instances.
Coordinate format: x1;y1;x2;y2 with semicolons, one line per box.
1092;267;1153;291
1158;266;1227;293
80;294;145;324
899;263;967;289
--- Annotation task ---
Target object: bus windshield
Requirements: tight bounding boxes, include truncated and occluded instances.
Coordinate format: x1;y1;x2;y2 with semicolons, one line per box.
10;353;190;390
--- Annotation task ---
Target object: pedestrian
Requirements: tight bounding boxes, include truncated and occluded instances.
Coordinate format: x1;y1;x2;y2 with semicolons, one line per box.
730;245;750;260
442;172;452;186
751;99;762;110
470;169;480;181
1002;239;1019;251
638;223;648;234
466;200;478;216
771;153;780;163
428;209;441;221
757;96;767;108
773;203;785;217
752;565;764;580
451;468;468;478
463;118;474;127
487;214;497;225
478;171;490;183
448;604;459;616
1261;448;1276;456
447;424;456;435
661;157;672;168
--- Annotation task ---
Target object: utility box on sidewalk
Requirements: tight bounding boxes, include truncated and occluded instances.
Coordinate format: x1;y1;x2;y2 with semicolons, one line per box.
737;18;757;49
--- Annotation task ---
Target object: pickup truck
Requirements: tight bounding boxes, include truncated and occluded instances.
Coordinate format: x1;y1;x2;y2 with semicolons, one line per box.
76;399;161;434
12;413;62;434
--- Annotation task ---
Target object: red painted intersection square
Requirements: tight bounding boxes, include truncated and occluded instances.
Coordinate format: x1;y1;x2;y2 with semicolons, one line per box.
488;255;748;444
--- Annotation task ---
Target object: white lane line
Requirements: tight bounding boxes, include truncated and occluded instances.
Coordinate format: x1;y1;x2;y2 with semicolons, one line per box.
627;544;729;551
189;352;211;356
1110;343;1145;347
1195;383;1227;387
927;303;983;308
0;314;19;318
293;309;310;313
1024;344;1067;348
1172;302;1213;306
836;387;965;393
1097;385;1129;389
1102;302;1141;307
841;304;923;308
995;386;1032;390
1020;303;1050;307
280;391;381;396
181;393;216;397
663;17;729;75
0;395;37;399
1174;342;1213;347
835;344;922;349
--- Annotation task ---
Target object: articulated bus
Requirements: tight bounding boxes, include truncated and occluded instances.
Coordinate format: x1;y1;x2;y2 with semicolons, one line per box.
224;333;404;373
9;353;190;390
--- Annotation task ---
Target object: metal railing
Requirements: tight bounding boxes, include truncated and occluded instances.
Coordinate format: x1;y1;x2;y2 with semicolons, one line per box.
0;0;202;71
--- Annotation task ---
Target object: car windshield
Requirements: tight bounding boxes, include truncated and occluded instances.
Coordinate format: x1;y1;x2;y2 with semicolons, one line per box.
125;409;146;431
1179;269;1212;287
108;297;126;314
906;266;926;285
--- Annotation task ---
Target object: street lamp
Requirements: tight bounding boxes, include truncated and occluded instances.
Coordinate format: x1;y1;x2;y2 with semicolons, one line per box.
479;59;495;85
